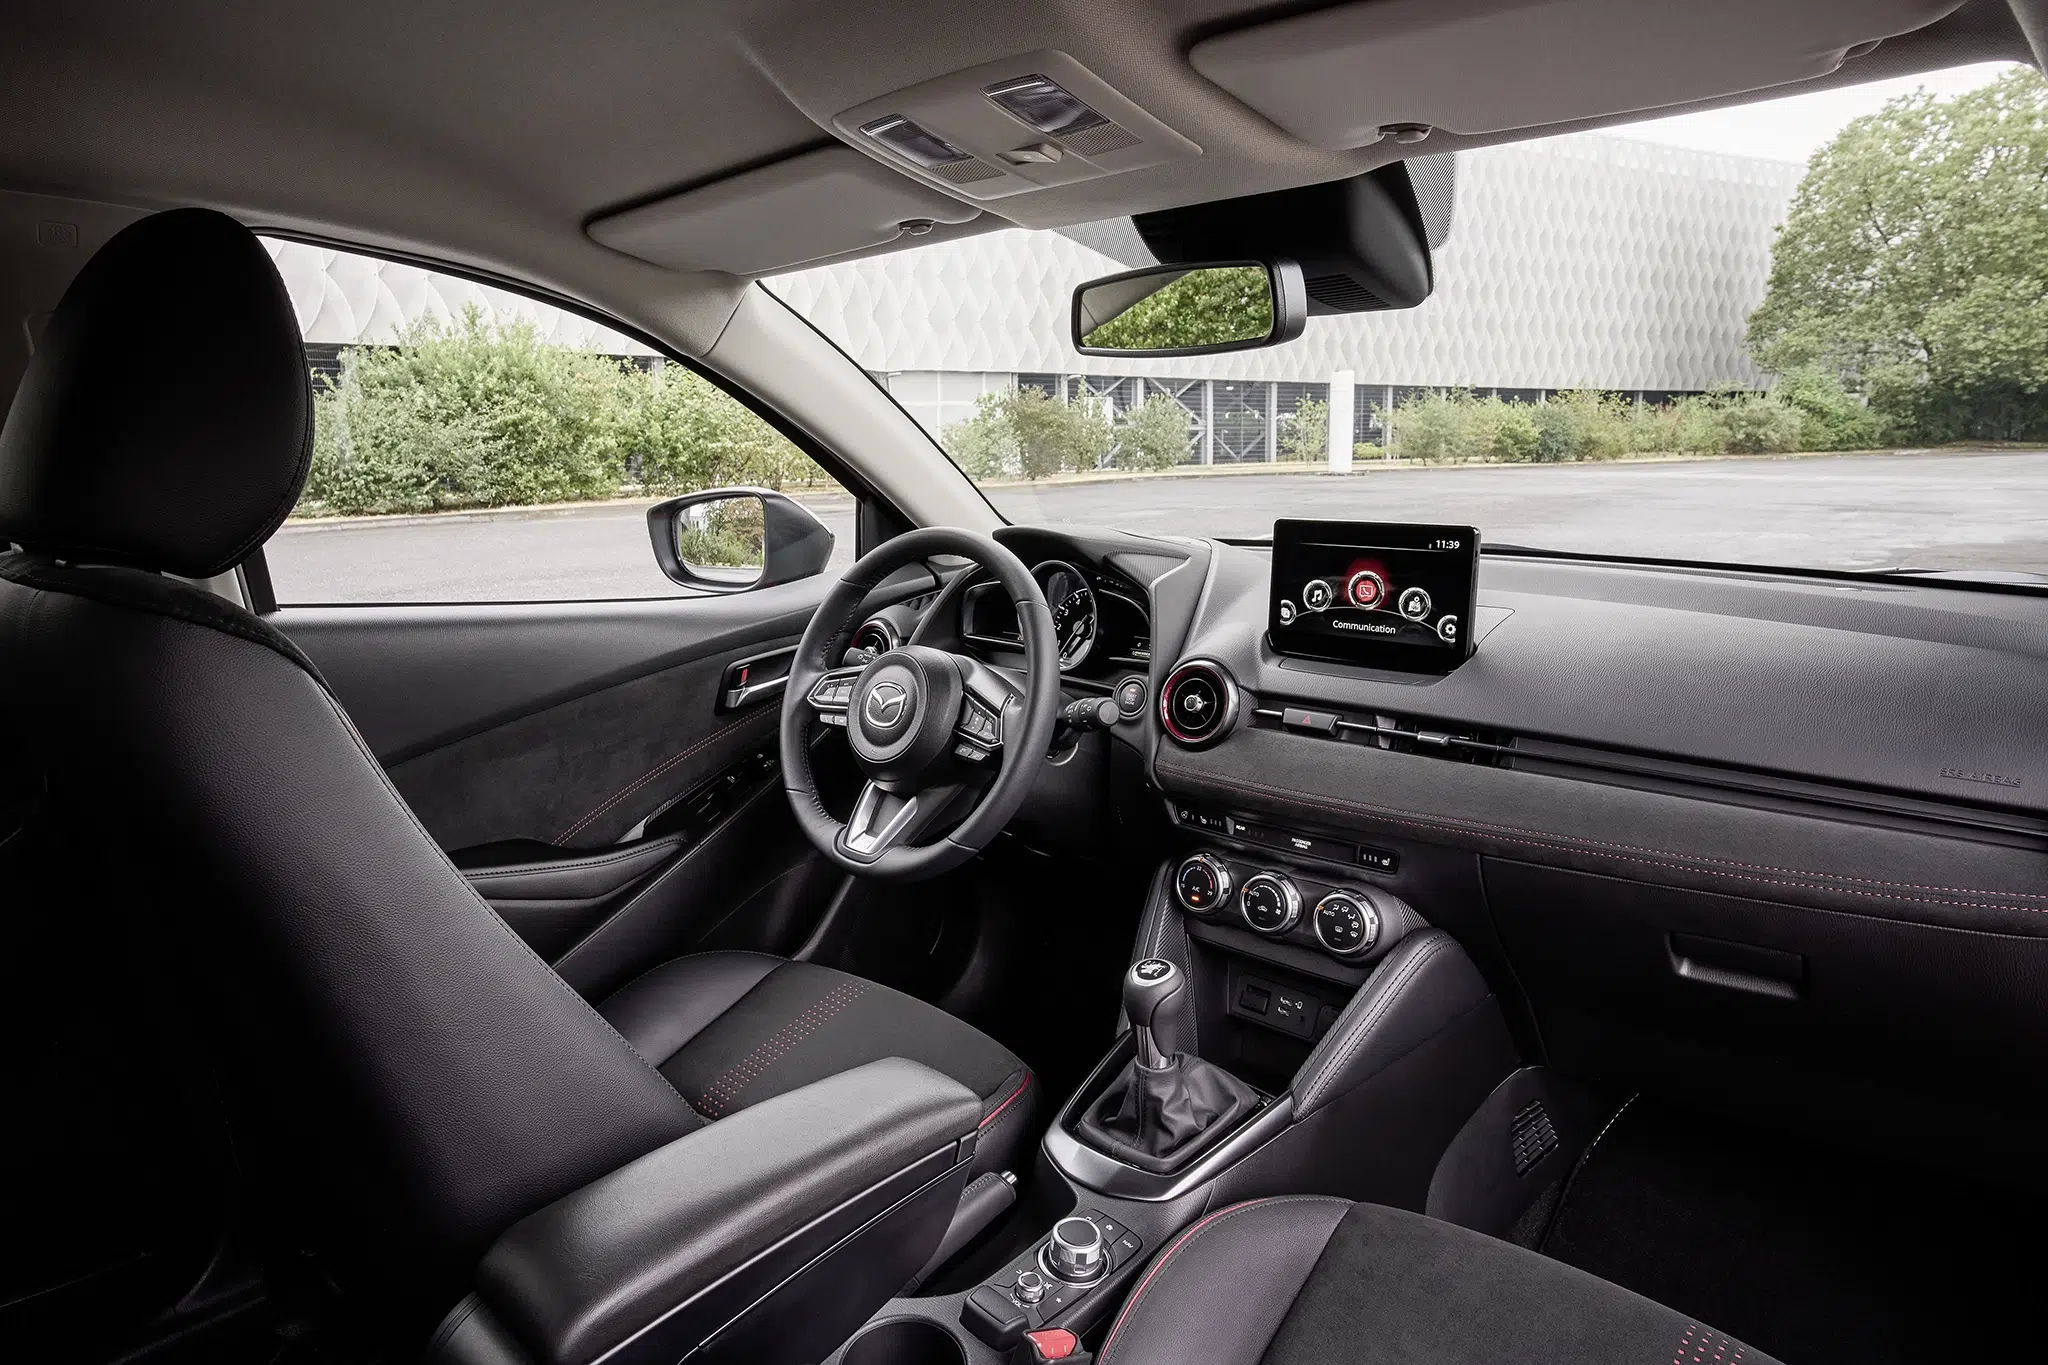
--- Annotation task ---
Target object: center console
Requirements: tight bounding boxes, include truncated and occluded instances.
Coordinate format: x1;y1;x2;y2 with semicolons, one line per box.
826;807;1525;1364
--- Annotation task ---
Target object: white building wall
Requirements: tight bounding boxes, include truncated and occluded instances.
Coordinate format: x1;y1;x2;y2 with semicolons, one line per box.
260;132;1802;402
769;133;1802;390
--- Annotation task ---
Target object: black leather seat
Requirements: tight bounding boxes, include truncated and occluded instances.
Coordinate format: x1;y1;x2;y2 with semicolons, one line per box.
1098;1198;1782;1365
598;951;1034;1166
0;208;1032;1327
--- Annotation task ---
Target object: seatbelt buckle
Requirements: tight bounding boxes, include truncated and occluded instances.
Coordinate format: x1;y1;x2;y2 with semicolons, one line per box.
1009;1327;1091;1364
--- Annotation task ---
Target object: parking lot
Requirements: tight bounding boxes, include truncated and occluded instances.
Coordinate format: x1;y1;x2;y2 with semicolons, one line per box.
264;449;2048;603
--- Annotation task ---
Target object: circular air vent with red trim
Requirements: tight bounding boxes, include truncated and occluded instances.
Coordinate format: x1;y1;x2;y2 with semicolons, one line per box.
1158;659;1239;747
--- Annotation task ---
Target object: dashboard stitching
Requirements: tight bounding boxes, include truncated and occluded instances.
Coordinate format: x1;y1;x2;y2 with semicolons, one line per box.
1157;762;2048;914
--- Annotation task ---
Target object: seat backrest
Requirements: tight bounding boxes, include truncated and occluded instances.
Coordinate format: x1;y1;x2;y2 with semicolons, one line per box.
0;210;698;1322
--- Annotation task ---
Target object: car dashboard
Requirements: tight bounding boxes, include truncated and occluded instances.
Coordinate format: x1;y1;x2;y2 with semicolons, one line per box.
883;520;2048;1156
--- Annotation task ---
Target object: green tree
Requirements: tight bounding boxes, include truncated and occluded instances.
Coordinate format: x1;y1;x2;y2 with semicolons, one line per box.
1082;266;1274;351
1746;67;2048;441
1113;393;1194;470
940;388;1112;480
1279;396;1329;462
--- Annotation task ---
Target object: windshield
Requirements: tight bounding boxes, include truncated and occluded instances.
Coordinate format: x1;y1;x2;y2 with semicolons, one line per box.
770;62;2048;578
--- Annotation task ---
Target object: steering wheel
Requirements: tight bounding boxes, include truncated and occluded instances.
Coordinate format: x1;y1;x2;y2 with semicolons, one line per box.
780;527;1061;880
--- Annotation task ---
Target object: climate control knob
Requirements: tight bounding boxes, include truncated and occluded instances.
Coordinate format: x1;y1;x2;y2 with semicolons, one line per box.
1313;890;1382;958
1239;871;1303;935
1043;1216;1107;1283
1174;853;1233;915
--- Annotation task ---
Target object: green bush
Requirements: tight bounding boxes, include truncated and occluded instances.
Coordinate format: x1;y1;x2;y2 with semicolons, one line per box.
1715;390;1805;454
1114;394;1194;471
1771;366;1880;450
940;388;1119;479
1389;390;1477;463
298;308;823;516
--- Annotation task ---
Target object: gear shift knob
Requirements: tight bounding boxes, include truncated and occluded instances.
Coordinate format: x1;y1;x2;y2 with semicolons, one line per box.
1123;958;1188;1068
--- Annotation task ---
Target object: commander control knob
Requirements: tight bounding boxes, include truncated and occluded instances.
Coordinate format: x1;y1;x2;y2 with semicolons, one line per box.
1174;853;1233;915
1043;1216;1107;1283
1313;890;1382;958
1239;871;1302;935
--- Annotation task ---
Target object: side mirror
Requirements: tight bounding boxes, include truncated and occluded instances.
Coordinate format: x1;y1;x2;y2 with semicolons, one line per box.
1071;260;1307;357
646;488;833;594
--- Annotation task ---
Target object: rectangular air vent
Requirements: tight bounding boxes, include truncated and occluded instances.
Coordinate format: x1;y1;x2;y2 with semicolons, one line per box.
1510;1100;1559;1175
1251;701;1515;766
1306;273;1387;312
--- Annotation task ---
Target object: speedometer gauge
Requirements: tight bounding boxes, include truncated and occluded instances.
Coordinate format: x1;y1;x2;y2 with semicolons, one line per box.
1052;586;1098;669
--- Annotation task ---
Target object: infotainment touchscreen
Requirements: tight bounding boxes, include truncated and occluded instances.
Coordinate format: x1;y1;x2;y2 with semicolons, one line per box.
1268;520;1480;673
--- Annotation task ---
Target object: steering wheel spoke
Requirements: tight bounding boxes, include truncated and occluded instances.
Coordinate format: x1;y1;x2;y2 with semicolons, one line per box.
780;527;1060;880
804;664;863;729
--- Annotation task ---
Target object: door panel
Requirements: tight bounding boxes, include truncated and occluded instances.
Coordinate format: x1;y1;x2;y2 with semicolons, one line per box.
270;564;938;970
276;565;935;851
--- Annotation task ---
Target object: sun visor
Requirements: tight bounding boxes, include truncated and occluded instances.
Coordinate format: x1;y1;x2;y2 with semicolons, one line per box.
588;146;980;276
1190;0;1962;150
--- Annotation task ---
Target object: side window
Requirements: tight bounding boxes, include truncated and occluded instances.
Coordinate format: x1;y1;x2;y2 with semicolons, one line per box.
259;241;855;604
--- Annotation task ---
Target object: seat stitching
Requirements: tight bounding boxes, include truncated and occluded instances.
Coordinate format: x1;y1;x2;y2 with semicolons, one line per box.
1099;1196;1348;1364
556;712;771;843
1300;935;1450;1112
1157;760;2048;912
695;978;868;1117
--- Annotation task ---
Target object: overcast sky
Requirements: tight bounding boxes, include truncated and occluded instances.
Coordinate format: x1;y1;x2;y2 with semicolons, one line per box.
1612;61;2023;162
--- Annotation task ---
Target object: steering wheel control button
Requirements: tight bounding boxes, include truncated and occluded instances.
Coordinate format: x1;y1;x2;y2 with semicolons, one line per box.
1159;659;1239;747
1346;569;1387;610
1116;677;1147;718
1174;852;1233;914
1302;578;1333;610
1042;1216;1107;1283
1397;586;1433;620
1436;614;1461;644
1239;871;1303;935
1313;890;1382;958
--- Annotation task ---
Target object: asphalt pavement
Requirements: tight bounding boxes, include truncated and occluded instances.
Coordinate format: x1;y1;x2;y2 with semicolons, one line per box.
265;450;2048;603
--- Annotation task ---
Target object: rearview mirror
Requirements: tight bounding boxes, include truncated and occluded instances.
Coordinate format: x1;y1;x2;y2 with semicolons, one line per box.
1071;260;1307;357
646;488;833;594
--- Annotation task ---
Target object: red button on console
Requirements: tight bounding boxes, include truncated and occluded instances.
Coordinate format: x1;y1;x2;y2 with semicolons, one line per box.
1025;1328;1081;1361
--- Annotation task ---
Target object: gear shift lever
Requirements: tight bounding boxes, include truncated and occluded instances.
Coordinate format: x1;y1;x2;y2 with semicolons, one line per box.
1124;959;1188;1068
1083;956;1255;1170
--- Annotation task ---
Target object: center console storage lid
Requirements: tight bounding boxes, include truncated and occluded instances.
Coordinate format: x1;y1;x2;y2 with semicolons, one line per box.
473;1059;980;1365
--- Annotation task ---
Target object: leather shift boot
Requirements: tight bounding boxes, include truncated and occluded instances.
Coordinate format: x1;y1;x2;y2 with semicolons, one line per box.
1075;1054;1257;1174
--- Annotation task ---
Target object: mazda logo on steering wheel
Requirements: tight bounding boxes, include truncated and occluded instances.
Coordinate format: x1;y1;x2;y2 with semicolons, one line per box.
865;680;910;728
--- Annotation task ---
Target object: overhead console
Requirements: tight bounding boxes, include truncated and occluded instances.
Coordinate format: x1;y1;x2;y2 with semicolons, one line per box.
832;50;1200;202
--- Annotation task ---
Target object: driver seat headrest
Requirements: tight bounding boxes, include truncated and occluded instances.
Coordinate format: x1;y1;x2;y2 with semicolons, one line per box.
0;208;312;579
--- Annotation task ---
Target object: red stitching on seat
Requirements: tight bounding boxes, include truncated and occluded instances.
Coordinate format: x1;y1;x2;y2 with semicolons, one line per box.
695;980;867;1117
980;1072;1033;1130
